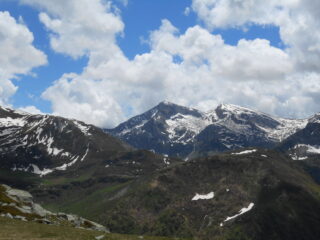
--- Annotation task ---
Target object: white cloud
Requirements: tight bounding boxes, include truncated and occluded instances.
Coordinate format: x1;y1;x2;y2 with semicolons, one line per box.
184;7;191;16
191;0;320;71
0;11;47;106
19;0;320;127
42;73;125;128
150;21;292;81
19;105;44;115
21;0;124;59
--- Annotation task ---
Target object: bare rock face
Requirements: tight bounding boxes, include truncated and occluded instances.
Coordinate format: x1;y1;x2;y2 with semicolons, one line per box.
3;184;33;202
0;184;108;232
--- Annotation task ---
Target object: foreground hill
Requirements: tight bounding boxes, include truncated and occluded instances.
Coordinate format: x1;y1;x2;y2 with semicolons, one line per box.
0;183;184;240
107;102;307;158
0;217;181;240
35;149;320;240
0;183;107;232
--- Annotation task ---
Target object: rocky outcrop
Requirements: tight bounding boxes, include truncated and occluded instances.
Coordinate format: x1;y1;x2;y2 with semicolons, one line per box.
0;184;108;232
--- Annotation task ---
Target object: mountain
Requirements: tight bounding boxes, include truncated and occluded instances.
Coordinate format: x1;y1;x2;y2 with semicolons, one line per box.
0;106;127;175
107;102;307;158
276;114;320;184
36;148;320;240
0;106;180;186
107;101;211;158
192;104;307;158
279;114;320;160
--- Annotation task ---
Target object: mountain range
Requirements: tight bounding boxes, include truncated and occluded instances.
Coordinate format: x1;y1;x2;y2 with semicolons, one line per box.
1;102;320;239
107;101;318;159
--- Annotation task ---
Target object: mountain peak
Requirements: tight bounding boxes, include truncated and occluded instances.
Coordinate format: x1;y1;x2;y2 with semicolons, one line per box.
216;103;257;114
159;100;176;106
0;105;31;122
309;113;320;124
153;101;203;118
155;101;181;110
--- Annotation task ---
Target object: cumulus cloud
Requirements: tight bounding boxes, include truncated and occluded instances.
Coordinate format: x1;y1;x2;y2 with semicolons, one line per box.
21;0;124;59
19;105;44;115
191;0;320;71
0;11;47;106
19;0;320;127
42;73;125;128
150;21;292;81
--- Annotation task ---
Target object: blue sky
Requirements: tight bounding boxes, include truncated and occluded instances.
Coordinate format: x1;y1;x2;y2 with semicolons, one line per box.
0;0;319;127
0;1;88;111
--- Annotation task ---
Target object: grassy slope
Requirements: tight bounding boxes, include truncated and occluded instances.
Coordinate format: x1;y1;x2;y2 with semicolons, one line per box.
43;181;132;220
0;217;183;240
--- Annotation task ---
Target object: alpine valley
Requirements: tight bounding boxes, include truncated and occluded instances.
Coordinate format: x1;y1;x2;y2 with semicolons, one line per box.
1;102;320;240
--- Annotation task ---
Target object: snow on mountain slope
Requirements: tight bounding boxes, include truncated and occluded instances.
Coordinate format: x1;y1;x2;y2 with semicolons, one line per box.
107;101;212;157
165;112;212;144
278;114;320;160
0;106;130;176
107;102;309;158
213;104;308;142
264;118;307;142
114;101;209;142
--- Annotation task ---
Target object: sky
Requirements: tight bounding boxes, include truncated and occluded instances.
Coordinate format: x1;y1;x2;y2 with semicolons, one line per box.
0;0;320;128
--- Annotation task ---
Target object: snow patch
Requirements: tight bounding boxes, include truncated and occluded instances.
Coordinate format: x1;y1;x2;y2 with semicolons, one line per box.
232;149;257;155
61;152;71;157
80;147;89;162
55;156;79;171
30;164;53;176
298;144;320;154
260;118;307;142
290;144;320;160
165;113;212;144
73;121;92;136
222;203;255;225
291;155;308;161
12;164;53;177
119;120;148;136
52;148;63;156
192;192;214;201
0;117;26;127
